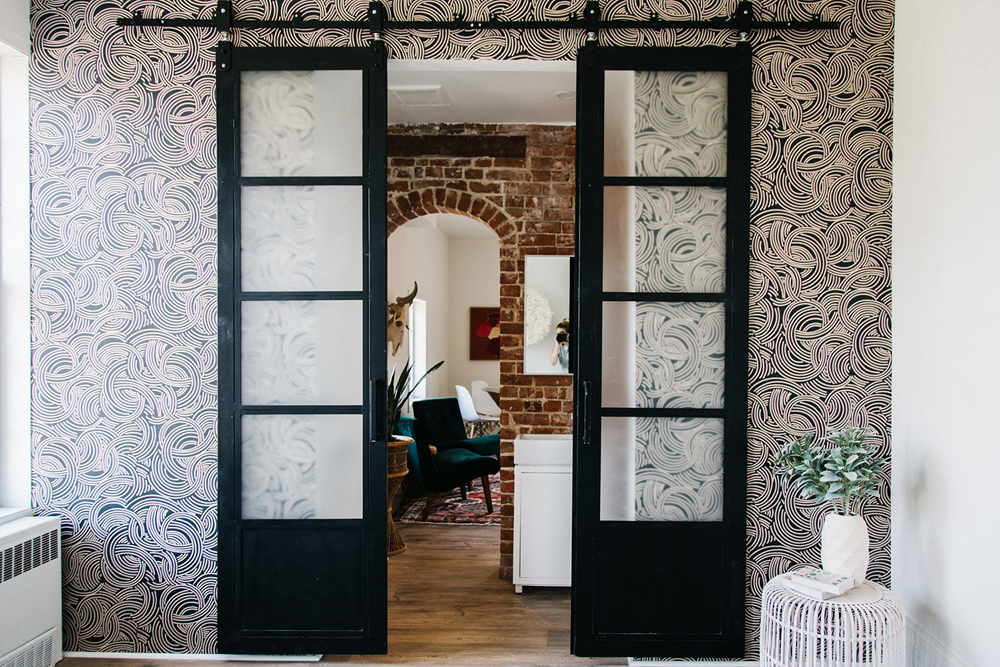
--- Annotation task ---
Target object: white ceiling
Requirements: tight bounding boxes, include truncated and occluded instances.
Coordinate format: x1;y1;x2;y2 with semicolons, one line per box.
404;212;499;239
387;59;577;125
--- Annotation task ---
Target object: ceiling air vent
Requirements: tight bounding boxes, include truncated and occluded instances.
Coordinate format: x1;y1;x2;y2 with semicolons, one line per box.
389;85;452;107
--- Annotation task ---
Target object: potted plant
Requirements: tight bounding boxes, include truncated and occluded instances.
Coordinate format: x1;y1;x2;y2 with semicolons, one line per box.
387;359;443;440
774;427;885;581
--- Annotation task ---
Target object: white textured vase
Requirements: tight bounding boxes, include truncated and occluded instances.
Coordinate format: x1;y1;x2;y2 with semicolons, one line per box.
821;513;869;582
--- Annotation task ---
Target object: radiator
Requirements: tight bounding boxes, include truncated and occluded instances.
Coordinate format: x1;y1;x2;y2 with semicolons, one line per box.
0;516;62;667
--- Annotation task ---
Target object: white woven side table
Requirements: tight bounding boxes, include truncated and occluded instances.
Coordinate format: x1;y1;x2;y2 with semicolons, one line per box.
760;575;905;666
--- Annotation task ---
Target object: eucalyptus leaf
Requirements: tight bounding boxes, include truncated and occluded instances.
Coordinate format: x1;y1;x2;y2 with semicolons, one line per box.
773;426;885;512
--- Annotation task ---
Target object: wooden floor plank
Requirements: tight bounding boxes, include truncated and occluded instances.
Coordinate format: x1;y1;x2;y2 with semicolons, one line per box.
329;523;624;665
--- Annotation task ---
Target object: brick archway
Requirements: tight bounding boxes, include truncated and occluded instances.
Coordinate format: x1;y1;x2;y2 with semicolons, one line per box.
387;187;517;242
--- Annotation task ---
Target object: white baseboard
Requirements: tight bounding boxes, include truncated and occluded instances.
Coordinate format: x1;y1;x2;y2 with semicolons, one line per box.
627;660;758;666
907;618;970;667
62;652;321;662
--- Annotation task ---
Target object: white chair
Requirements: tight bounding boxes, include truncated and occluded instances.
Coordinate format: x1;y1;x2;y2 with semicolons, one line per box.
471;380;501;418
455;385;499;437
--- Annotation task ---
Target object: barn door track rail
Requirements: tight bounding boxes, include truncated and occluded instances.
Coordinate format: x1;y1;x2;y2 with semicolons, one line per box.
117;0;839;41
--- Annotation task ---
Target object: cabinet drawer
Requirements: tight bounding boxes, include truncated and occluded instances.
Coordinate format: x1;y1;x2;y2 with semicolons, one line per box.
513;434;572;466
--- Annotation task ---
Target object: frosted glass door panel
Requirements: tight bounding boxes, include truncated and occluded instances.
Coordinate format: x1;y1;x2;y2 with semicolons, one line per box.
600;416;723;522
241;70;363;177
242;414;363;519
601;301;636;409
602;301;725;409
604;186;726;293
604;70;728;178
604;70;636;178
241;186;364;292
602;182;637;293
600;415;636;521
242;300;363;405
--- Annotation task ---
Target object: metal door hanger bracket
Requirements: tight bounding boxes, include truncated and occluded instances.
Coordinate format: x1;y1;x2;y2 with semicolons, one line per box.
368;1;385;41
213;40;231;72
585;1;599;42
117;0;839;35
215;0;231;32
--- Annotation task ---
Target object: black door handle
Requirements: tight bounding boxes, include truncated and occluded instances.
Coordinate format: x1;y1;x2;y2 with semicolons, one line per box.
370;379;383;443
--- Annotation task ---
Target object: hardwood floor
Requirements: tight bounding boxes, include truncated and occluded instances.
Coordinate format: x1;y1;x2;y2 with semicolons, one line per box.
58;523;624;667
326;523;624;666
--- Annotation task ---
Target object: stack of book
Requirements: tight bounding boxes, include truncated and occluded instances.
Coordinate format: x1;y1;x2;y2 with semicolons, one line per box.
783;566;855;600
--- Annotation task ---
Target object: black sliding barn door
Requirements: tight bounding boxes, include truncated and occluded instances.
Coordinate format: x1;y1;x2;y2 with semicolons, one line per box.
217;44;388;654
572;44;750;658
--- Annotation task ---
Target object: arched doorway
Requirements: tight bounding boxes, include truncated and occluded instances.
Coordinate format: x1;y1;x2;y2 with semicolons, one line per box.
386;206;504;411
387;194;508;527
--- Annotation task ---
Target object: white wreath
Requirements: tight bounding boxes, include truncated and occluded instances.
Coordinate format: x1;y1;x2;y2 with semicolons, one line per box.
524;287;554;346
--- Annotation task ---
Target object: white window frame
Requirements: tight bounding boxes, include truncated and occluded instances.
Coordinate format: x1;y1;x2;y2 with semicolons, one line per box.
406;298;428;410
0;38;31;510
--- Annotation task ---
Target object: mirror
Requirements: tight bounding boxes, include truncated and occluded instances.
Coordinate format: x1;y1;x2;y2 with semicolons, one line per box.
524;255;572;375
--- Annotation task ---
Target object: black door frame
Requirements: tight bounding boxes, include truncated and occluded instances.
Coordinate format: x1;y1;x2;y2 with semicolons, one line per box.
572;43;751;658
217;43;388;655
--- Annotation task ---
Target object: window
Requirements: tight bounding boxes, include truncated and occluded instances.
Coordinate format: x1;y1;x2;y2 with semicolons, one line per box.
0;46;30;509
406;298;428;408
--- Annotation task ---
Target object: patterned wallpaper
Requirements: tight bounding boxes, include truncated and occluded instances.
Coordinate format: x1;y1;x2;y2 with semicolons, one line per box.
29;0;892;656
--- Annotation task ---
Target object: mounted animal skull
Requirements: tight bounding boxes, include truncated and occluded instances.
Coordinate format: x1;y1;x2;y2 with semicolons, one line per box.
387;282;418;356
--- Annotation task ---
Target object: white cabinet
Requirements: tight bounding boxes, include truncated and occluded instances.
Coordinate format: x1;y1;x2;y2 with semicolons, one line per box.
513;434;572;592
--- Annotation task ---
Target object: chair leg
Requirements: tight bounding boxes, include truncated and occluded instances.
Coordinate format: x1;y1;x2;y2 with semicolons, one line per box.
481;475;493;514
460;483;467;499
422;492;439;521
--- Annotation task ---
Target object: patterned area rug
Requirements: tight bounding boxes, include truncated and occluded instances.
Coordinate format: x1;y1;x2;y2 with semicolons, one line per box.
396;473;501;525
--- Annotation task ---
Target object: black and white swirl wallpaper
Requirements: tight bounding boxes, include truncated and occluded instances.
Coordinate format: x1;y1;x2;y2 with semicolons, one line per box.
29;0;892;656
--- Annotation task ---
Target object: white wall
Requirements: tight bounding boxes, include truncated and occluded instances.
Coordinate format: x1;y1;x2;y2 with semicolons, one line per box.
894;1;1000;665
0;53;30;508
0;0;28;56
447;235;500;394
387;222;450;401
388;218;500;403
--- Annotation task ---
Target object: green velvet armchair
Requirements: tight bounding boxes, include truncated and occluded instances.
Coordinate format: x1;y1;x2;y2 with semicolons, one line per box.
396;403;500;520
411;397;500;457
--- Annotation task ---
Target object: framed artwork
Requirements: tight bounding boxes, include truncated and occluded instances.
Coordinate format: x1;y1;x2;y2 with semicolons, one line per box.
470;307;501;360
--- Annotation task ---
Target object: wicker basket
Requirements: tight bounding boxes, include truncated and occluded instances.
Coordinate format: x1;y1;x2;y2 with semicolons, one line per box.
388;437;410;477
387;436;412;556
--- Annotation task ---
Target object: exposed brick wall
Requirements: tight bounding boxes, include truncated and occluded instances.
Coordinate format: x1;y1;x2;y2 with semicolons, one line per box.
387;123;575;580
